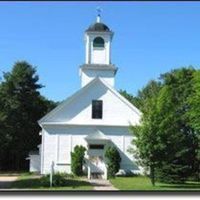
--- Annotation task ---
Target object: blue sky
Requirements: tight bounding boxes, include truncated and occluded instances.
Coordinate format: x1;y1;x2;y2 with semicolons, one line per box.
0;2;200;102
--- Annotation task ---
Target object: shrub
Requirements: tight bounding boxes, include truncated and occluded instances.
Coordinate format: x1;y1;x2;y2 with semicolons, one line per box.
105;146;121;178
71;145;86;176
40;172;73;187
52;173;68;186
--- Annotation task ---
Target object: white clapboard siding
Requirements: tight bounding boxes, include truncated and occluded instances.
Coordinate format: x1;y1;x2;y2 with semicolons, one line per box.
57;135;71;164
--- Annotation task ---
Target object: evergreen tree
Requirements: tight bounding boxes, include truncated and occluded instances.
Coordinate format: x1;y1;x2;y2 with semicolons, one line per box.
0;61;56;170
71;145;86;176
105;146;121;178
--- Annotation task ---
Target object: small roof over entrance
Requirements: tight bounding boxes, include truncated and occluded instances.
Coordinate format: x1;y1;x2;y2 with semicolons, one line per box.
85;129;110;142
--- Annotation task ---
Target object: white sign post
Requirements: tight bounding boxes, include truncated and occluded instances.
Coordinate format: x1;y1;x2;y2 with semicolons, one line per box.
50;161;54;187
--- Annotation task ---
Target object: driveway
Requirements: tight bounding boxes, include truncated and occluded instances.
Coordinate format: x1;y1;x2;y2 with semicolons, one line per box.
0;175;18;189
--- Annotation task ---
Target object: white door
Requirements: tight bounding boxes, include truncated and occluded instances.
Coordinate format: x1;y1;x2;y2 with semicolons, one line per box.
89;155;105;173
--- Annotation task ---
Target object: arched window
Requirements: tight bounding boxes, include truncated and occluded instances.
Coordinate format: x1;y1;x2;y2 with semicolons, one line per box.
93;37;105;48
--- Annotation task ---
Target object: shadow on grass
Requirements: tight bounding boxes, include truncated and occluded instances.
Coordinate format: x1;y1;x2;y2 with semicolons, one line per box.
11;178;91;189
0;181;14;189
159;182;200;189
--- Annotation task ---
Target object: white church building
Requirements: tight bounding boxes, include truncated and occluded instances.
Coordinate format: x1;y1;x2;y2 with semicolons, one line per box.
28;14;142;179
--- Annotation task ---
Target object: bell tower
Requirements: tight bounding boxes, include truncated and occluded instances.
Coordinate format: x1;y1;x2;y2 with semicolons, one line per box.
79;13;118;88
85;14;112;65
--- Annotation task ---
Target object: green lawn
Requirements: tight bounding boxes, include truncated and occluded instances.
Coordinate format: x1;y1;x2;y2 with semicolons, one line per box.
11;173;93;190
110;176;200;191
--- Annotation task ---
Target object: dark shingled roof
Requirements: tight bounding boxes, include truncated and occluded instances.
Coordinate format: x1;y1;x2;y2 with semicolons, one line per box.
86;22;110;32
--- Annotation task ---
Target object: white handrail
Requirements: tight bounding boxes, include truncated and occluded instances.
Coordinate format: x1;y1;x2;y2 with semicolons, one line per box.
104;165;108;180
85;158;91;179
88;165;91;179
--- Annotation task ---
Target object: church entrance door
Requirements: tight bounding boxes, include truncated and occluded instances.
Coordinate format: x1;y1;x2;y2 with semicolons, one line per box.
90;155;105;173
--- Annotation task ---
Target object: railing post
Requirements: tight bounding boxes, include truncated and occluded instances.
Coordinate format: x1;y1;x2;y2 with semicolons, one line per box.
85;158;91;180
88;165;91;179
104;164;108;180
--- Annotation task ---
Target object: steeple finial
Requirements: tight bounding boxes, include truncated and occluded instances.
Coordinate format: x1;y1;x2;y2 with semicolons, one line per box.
96;7;102;23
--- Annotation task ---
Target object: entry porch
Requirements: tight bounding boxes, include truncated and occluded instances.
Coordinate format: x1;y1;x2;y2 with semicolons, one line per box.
84;130;110;180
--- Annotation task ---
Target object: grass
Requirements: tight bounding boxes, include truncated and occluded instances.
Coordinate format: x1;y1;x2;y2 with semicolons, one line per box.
6;172;200;191
110;176;200;191
11;172;93;190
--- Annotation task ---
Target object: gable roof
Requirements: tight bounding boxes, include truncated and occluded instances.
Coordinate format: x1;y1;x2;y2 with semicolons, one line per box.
85;129;109;141
38;77;142;125
38;78;99;124
99;78;142;116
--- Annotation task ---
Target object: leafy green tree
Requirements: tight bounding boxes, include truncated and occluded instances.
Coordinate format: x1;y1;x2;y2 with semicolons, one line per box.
186;70;200;181
71;145;86;176
0;61;56;170
156;67;196;183
120;81;161;111
130;67;198;184
121;81;163;185
129;80;162;186
119;90;141;109
105;146;121;178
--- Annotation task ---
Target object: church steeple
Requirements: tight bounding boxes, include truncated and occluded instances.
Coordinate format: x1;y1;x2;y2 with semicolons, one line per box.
79;15;118;88
96;14;101;23
85;12;113;65
96;7;101;23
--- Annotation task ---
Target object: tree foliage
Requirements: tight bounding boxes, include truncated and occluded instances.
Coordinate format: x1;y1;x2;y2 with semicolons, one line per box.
129;80;162;185
119;90;141;109
155;68;196;183
0;61;57;170
105;146;121;178
186;70;200;181
128;67;200;184
71;145;86;176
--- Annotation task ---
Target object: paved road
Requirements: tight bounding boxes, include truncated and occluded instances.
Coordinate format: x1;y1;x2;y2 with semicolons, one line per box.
0;176;18;189
89;179;118;191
